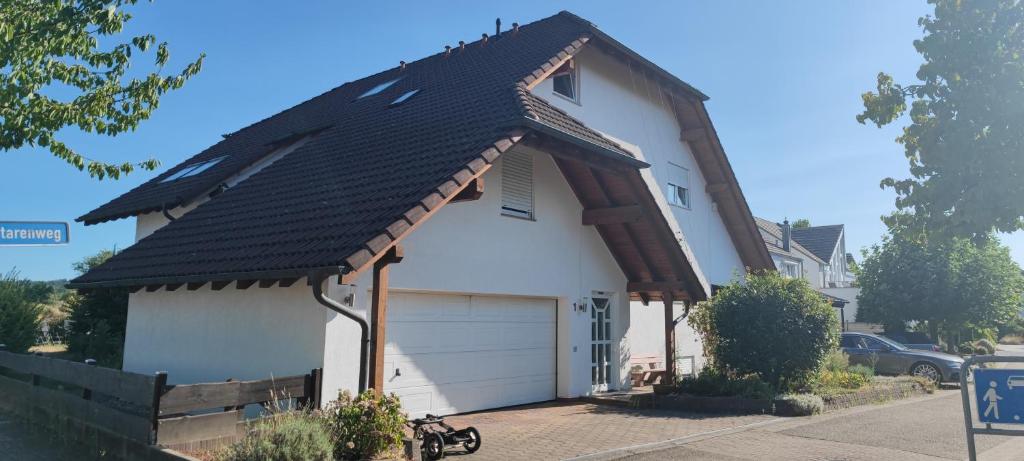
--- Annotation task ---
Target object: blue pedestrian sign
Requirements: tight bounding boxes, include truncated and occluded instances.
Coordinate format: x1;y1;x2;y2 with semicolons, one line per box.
974;368;1024;424
0;221;69;246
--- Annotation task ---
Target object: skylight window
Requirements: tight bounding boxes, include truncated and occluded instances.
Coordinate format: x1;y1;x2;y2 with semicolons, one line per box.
160;156;226;183
357;77;402;99
389;89;420;107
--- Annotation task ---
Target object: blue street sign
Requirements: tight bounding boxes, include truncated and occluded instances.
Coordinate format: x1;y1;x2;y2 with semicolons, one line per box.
974;368;1024;424
0;222;69;246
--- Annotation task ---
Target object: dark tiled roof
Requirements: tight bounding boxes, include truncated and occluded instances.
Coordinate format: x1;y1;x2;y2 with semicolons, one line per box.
70;11;658;287
752;217;824;264
791;224;844;263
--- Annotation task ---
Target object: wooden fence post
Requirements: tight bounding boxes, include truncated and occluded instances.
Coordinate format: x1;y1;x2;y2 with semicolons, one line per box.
82;359;97;400
150;371;168;445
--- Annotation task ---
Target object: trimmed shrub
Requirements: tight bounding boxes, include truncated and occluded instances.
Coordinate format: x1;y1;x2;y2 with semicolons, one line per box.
677;366;774;400
958;341;976;354
814;369;868;393
324;390;407;460
848;364;874;380
822;350;850;373
975;339;996;355
0;271;43;353
775;393;824;416
688;271;839;390
219;411;333;461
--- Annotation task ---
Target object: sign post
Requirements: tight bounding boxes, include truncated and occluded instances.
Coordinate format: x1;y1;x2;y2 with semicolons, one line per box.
960;355;1024;461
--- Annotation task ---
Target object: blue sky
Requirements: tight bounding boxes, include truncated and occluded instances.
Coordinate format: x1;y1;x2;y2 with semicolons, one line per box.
3;1;1021;280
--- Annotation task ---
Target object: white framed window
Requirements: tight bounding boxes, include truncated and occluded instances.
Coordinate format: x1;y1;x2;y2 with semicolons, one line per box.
782;261;801;279
551;60;579;103
666;163;691;209
500;150;534;220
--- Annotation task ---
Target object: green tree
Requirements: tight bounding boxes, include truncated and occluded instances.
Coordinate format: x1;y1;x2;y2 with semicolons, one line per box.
65;250;129;366
0;271;43;352
857;234;1024;345
688;271;839;391
857;0;1024;239
792;219;811;229
0;0;204;179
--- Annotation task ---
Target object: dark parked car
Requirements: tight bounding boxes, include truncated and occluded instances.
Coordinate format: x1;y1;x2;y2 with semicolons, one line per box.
840;332;964;383
883;331;941;352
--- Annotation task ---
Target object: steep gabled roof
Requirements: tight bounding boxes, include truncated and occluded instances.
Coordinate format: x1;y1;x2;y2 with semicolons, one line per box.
70;11;770;296
791;224;844;263
753;217;825;265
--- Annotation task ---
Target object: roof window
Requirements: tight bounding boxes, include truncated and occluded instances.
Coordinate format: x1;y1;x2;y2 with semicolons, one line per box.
160;156;226;183
389;89;420;107
357;77;402;99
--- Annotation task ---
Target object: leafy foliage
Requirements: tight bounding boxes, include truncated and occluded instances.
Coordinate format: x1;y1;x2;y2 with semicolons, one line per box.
792;218;811;229
857;0;1024;238
323;390;407;460
0;0;204;179
65;250;128;366
0;271;43;352
676;366;774;400
856;234;1024;345
689;271;840;391
219;411;333;461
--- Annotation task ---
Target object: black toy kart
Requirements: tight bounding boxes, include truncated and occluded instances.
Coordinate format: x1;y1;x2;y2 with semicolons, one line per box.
407;414;481;460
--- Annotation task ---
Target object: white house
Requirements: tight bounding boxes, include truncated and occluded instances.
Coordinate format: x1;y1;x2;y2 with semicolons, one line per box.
70;11;772;418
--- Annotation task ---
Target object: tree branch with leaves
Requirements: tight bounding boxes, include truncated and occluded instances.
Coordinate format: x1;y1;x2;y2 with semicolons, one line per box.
0;0;204;179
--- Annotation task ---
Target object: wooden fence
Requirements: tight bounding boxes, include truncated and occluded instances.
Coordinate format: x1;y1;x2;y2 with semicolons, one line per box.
0;347;322;455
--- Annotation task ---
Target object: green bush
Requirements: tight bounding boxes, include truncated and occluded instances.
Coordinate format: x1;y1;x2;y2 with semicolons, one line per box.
814;369;868;393
775;394;824;416
848;364;875;380
0;271;43;353
64;251;129;367
958;341;975;354
219;411;333;461
677;366;774;400
976;339;996;355
822;350;850;373
688;271;840;391
324;390;407;460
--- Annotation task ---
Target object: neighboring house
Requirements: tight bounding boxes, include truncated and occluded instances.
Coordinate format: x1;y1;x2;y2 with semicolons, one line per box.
755;218;865;330
69;12;772;417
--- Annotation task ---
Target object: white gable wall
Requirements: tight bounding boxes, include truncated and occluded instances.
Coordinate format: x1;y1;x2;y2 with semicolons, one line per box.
534;47;747;373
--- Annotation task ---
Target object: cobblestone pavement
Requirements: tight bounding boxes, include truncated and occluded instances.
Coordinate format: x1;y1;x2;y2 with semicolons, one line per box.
0;412;79;461
440;400;777;460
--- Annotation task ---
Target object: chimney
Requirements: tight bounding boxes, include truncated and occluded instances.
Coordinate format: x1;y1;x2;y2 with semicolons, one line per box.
495;18;501;37
781;219;792;252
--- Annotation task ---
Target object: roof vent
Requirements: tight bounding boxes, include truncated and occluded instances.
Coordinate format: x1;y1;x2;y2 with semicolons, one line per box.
459;41;465;52
481;33;488;46
444;45;451;57
399;60;406;70
512;22;520;34
495;18;501;37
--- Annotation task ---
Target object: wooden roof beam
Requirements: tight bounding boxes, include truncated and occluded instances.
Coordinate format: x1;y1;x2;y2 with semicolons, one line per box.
582;204;643;226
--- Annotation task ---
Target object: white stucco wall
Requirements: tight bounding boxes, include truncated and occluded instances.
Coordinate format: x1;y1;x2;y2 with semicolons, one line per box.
122;281;330;385
323;149;630;400
534;47;750;370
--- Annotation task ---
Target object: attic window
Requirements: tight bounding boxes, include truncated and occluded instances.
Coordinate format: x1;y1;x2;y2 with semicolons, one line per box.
160;156;226;183
552;60;578;103
357;77;402;99
500;150;534;220
666;162;691;209
389;89;420;107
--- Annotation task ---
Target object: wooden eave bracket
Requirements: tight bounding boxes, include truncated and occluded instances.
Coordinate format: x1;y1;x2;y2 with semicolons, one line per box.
450;177;484;203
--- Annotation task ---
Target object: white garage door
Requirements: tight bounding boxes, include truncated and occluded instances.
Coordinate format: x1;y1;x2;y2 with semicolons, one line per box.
383;292;556;417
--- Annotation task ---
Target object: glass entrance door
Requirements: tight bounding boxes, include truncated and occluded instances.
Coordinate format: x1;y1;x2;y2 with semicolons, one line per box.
591;297;612;392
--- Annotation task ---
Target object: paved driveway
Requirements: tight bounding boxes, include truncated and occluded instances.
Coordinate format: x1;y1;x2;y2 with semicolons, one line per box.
440;400;777;460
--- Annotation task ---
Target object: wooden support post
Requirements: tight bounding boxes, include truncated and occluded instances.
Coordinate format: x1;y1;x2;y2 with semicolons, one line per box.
368;246;404;394
663;291;676;385
150;371;168;445
82;359;97;399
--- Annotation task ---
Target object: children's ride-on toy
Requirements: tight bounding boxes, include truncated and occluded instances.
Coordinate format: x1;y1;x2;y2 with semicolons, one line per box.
407;413;481;460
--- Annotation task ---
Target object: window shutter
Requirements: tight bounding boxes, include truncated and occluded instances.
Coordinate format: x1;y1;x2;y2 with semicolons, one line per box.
501;150;534;219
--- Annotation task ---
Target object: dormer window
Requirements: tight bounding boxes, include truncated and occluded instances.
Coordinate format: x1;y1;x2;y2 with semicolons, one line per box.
357;77;402;99
552;60;579;103
160;156;226;183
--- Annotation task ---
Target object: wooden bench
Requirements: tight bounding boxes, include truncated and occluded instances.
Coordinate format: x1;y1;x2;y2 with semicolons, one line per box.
629;355;667;386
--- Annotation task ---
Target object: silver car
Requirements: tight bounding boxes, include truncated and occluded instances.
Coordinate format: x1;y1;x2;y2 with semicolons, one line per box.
840;332;964;383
